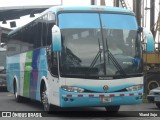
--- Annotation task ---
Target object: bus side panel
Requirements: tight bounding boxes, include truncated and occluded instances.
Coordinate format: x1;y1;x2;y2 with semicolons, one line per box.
36;48;48;101
19;53;26;96
30;49;40;99
21;48;48;101
23;51;33;97
6;55;20;94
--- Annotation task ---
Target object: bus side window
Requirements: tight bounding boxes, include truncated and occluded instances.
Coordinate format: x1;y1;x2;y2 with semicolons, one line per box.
50;52;58;76
47;45;58;76
7;33;21;56
42;12;55;47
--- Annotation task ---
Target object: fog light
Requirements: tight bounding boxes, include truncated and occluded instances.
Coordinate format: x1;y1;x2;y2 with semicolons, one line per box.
64;97;68;101
135;96;139;100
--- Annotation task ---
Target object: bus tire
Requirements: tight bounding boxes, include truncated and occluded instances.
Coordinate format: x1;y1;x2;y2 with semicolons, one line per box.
41;83;53;113
14;80;23;103
105;105;120;112
156;103;160;109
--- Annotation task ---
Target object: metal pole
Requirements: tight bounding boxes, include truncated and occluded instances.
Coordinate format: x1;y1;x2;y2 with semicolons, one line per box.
91;0;95;5
100;0;105;6
114;0;119;7
142;0;145;27
137;0;142;26
150;0;155;38
133;0;136;14
133;0;142;26
158;0;160;49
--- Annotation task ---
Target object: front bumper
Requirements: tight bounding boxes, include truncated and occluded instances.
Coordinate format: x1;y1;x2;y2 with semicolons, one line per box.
147;95;160;103
60;89;143;107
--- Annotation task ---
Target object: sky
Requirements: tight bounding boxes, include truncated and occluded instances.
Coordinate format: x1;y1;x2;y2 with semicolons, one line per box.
0;0;61;7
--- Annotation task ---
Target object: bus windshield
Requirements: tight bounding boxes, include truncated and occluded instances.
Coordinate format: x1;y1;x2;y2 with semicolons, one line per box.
0;48;6;71
58;12;142;78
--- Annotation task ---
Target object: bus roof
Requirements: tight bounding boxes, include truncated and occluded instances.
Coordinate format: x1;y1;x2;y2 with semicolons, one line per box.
8;5;134;36
49;5;133;14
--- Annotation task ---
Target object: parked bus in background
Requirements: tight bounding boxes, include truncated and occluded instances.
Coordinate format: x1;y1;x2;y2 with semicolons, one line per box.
6;6;154;112
0;27;10;89
0;46;6;87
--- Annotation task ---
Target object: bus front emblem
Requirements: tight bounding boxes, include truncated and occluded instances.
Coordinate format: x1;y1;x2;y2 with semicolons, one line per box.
103;85;108;91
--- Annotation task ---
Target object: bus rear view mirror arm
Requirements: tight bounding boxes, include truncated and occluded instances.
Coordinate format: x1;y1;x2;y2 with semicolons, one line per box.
52;25;62;52
138;27;143;33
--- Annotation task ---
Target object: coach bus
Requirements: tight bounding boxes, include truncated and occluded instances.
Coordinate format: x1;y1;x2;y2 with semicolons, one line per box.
0;47;6;87
6;6;154;112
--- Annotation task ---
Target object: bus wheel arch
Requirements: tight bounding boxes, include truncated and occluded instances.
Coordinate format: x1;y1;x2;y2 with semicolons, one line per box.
13;77;23;102
13;78;17;95
145;74;160;94
40;79;53;112
40;79;46;101
13;76;18;95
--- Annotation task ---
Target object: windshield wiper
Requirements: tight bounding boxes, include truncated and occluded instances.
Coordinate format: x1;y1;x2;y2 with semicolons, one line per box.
86;39;103;75
86;38;126;77
86;49;102;75
65;47;82;65
107;50;126;77
105;37;126;77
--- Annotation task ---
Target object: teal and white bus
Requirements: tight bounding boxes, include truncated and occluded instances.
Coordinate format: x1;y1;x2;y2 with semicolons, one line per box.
7;6;154;112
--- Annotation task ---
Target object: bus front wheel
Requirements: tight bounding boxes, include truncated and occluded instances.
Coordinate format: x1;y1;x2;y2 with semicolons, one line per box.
41;84;53;113
105;105;120;112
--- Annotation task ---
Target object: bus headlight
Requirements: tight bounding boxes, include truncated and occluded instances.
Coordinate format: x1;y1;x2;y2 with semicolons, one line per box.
61;86;84;92
126;84;143;91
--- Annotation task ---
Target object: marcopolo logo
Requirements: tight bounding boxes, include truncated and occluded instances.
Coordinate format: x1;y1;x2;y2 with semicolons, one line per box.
103;85;109;91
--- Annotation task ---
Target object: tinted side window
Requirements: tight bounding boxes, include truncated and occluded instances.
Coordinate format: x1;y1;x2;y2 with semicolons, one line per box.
8;12;56;55
21;24;34;52
42;12;55;47
7;32;21;56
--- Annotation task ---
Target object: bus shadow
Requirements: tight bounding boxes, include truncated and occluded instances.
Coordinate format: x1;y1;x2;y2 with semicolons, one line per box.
9;98;133;118
20;99;131;117
46;111;130;117
20;98;44;110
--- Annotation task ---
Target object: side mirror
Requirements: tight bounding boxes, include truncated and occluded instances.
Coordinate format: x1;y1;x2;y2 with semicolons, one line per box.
52;25;62;52
142;27;154;52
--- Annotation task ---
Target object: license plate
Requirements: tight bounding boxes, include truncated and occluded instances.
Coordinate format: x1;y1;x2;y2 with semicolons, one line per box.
154;96;160;102
100;97;112;103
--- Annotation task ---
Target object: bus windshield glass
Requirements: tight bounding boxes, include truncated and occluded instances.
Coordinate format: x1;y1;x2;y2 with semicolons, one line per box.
58;12;142;78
